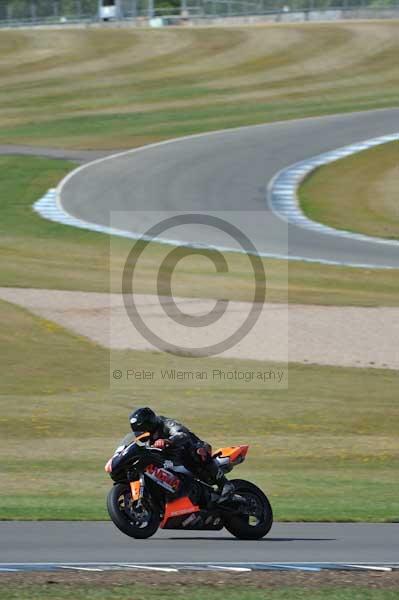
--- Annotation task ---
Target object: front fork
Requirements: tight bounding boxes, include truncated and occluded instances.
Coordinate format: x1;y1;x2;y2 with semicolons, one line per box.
127;475;153;525
129;474;144;503
129;473;162;515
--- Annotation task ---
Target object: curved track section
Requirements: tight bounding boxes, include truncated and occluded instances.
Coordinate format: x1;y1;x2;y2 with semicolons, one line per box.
59;109;399;269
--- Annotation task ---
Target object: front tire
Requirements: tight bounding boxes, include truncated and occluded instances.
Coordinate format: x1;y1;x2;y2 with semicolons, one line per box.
107;483;160;539
223;479;273;540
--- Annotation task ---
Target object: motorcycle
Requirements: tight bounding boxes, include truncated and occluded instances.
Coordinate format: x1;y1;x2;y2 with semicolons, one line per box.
105;433;273;540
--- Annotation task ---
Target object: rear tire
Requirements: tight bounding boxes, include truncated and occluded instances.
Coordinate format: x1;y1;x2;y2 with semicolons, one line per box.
107;483;160;539
223;479;273;540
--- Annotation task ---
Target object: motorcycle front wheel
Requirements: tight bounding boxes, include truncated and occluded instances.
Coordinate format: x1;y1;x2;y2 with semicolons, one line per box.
223;479;273;540
107;483;160;539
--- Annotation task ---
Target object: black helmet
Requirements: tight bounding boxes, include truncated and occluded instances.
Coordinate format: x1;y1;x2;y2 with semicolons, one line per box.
129;407;158;435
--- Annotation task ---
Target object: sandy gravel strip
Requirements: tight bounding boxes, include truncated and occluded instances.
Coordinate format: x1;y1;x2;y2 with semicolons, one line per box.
1;287;398;370
2;568;399;589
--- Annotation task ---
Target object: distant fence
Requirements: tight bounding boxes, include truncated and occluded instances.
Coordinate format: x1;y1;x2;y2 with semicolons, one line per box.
1;0;399;25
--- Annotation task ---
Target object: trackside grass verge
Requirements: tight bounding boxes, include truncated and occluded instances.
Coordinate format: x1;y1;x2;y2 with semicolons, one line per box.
299;141;399;240
1;581;399;600
2;154;399;306
0;298;398;521
1;24;399;149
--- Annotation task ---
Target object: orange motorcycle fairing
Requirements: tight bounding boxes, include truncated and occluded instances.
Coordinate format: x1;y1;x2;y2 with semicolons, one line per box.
160;496;200;528
130;480;141;502
213;445;249;464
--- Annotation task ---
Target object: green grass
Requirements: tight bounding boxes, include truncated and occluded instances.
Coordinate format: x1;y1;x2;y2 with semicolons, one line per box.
299;140;399;240
1;95;396;149
0;298;398;521
0;155;110;292
0;585;398;600
0;298;107;396
2;154;399;306
0;23;399;149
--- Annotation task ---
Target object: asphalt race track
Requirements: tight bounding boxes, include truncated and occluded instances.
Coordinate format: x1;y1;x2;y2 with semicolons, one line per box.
60;108;399;268
0;522;398;564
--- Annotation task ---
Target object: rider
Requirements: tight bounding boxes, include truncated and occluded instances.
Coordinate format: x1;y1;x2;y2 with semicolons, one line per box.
124;407;235;501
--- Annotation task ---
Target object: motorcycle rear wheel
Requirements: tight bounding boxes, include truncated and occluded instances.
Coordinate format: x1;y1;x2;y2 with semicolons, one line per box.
107;483;160;539
223;479;273;540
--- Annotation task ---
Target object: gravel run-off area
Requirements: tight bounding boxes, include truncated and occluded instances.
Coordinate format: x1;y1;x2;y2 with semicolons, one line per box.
1;570;399;590
0;288;398;370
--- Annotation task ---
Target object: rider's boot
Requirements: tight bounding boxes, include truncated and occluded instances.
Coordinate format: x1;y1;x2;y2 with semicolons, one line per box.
203;458;235;503
215;469;235;503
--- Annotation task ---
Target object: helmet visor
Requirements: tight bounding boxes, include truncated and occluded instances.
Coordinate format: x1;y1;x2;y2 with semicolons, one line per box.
130;418;156;434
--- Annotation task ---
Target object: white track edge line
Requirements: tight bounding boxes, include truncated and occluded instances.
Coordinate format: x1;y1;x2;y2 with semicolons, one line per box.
119;564;179;572
208;565;252;572
59;566;104;571
344;564;392;572
268;564;321;571
0;561;399;568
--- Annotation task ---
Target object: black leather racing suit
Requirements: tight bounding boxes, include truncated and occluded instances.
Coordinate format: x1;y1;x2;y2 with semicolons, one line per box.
117;416;228;490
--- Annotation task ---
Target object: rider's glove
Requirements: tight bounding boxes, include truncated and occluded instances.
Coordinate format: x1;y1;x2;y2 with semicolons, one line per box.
153;438;170;450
